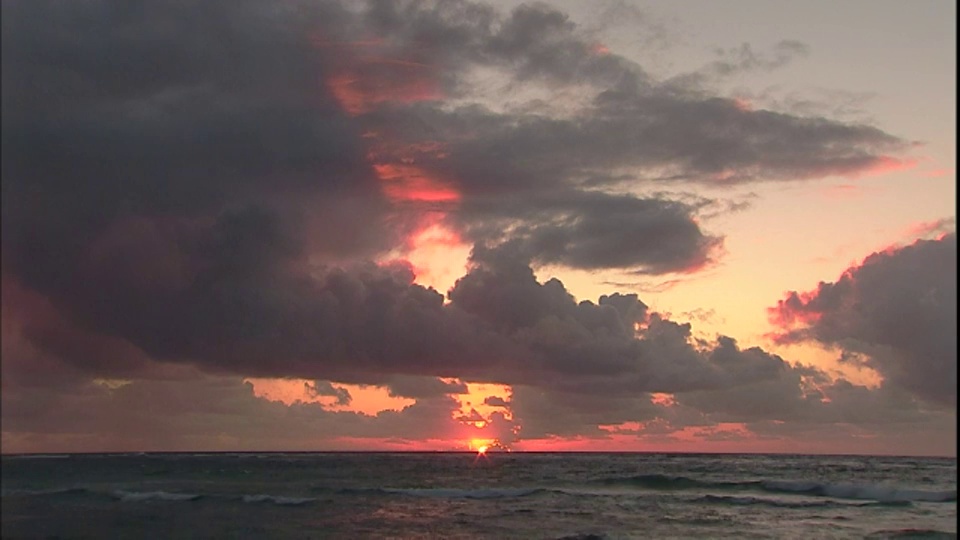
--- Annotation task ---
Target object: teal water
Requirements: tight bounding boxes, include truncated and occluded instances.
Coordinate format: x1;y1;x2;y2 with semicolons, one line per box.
2;452;956;539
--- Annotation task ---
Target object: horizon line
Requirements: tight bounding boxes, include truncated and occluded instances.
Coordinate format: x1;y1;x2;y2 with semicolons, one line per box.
2;450;956;459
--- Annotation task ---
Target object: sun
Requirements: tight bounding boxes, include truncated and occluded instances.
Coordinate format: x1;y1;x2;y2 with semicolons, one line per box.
469;438;496;454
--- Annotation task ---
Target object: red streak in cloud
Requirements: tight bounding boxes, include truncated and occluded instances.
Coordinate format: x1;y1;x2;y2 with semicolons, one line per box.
733;97;753;111
767;289;823;331
851;155;918;178
1;275;151;377
326;73;368;116
821;183;865;200
310;37;386;49
320;37;469;293
592;43;611;55
902;218;956;241
319;40;456;200
316;31;442;117
358;56;432;68
373;163;460;203
325;62;440;116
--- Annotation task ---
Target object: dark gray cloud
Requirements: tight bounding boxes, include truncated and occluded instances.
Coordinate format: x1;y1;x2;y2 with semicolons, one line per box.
483;395;510;407
357;0;648;92
306;380;352;406
666;40;810;90
1;0;408;380
447;247;801;397
0;235;881;414
770;233;957;406
386;375;469;399
1;257;516;385
3;242;952;452
372;92;905;191
455;190;723;273
340;0;907;272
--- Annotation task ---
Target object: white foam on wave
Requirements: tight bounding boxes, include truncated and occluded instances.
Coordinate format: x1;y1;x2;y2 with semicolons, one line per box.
8;454;70;459
697;494;833;508
761;480;957;503
241;494;316;506
386;487;543;499
114;490;202;502
2;487;87;497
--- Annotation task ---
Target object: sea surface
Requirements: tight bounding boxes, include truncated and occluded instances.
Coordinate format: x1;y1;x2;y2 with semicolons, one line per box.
1;452;956;539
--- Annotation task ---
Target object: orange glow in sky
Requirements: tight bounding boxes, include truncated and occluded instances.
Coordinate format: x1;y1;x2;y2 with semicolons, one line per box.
468;437;501;453
399;222;471;294
455;382;513;422
649;393;677;407
245;378;414;415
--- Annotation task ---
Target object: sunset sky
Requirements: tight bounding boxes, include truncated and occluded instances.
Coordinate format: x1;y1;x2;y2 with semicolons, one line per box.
1;0;955;456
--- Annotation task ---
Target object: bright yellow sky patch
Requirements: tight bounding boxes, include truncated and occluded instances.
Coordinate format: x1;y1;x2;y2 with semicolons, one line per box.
245;378;415;415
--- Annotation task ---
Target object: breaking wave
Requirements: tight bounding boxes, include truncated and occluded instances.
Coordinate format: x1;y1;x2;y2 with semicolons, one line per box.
383;487;546;499
694;494;911;509
864;529;958;539
241;494;315;506
594;474;956;503
1;487;89;498
5;454;71;459
112;490;203;502
760;480;956;503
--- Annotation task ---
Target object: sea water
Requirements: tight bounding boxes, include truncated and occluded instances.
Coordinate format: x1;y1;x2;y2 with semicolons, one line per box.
2;452;956;539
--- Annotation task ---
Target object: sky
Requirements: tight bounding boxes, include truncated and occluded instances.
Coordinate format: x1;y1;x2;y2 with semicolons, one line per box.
1;0;955;456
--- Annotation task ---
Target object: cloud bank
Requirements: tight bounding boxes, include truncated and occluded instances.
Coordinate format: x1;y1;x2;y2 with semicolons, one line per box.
1;0;950;454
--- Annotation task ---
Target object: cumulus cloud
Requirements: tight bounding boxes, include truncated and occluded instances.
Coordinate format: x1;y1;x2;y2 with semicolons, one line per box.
770;233;957;406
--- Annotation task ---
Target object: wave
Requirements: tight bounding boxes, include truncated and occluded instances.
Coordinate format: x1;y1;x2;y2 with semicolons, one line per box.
112;490;203;502
5;453;70;459
241;494;315;506
865;529;957;539
114;490;317;506
1;487;89;498
695;494;911;509
598;474;745;490
593;474;956;503
760;480;956;503
6;486;322;508
383;487;546;499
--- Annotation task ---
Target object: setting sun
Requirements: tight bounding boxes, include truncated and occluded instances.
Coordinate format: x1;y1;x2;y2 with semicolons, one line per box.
469;438;497;454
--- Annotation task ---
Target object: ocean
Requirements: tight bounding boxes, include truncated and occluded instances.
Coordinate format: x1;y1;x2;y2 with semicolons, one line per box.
1;452;956;539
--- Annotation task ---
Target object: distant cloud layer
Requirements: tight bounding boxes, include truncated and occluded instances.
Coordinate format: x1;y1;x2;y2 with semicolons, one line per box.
1;0;950;454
